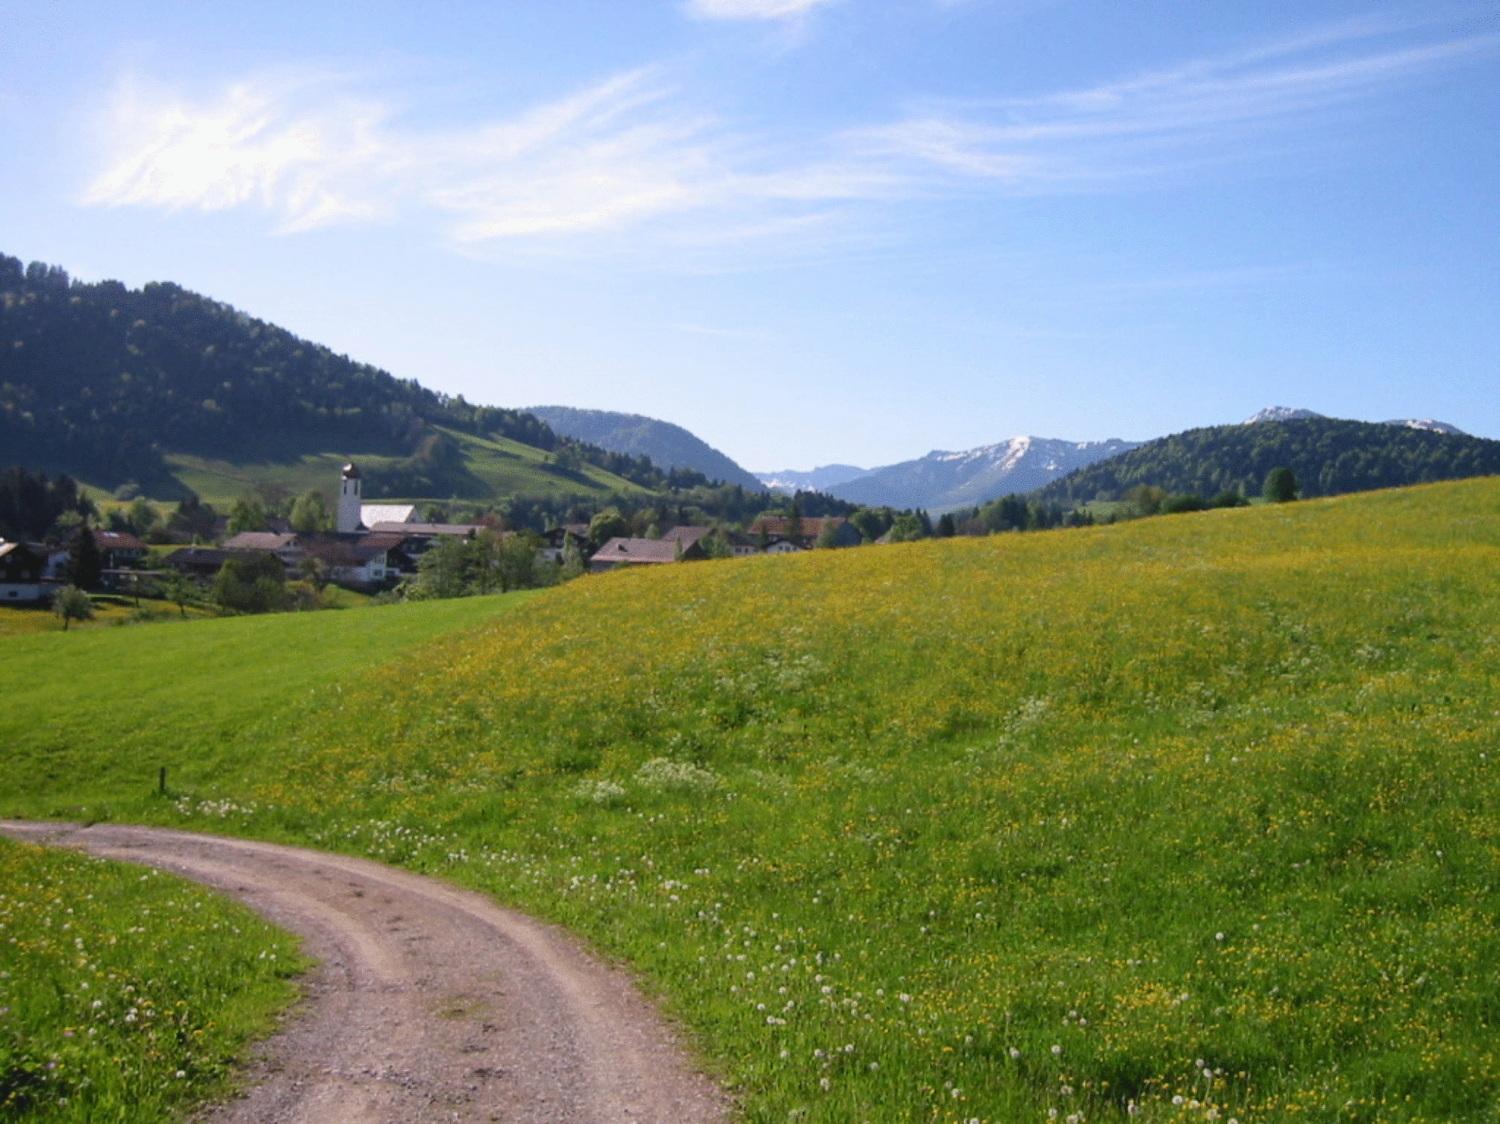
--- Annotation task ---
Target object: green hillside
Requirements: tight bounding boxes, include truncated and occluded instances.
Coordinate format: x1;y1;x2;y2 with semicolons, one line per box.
0;254;679;505
529;405;767;492
3;480;1498;1120
1034;417;1500;505
160;427;647;508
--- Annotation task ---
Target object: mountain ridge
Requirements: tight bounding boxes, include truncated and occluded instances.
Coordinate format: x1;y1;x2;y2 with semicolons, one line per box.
824;435;1141;513
1035;416;1500;504
527;406;765;492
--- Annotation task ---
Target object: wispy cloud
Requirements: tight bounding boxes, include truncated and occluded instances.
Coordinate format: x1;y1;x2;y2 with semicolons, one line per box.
77;16;1496;259
851;21;1499;190
683;0;836;22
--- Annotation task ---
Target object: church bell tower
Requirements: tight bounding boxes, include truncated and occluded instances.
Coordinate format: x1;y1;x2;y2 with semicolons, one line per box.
337;462;363;534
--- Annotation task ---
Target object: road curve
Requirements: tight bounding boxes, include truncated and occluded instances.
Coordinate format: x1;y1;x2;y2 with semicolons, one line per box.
1;821;732;1123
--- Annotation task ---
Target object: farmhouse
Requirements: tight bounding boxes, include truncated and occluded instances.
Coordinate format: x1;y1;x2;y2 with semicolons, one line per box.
0;541;52;602
91;530;148;568
589;536;706;572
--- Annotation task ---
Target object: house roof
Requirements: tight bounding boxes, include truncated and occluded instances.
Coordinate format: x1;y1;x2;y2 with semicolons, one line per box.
662;525;712;547
0;541;41;563
357;532;409;550
370;522;481;537
360;503;417;527
93;530;147;551
592;537;693;564
301;538;389;566
223;531;299;552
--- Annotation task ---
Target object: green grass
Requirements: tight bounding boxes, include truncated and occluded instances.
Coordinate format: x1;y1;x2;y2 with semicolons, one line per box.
0;599;216;637
156;426;643;507
0;592;532;814
0;838;303;1120
2;479;1498;1120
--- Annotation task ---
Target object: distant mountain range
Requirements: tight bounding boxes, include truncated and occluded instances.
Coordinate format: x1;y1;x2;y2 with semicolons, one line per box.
757;465;871;494
810;437;1140;513
527;406;765;492
1245;405;1466;435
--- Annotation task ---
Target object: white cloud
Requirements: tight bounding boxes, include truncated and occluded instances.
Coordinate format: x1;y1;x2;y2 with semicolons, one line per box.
683;0;835;21
76;17;1496;258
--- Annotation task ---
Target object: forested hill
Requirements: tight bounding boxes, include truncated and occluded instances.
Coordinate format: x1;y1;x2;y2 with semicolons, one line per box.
0;254;707;498
1033;417;1500;505
528;406;765;491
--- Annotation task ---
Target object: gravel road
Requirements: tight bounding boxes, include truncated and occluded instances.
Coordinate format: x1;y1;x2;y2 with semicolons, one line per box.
2;821;731;1123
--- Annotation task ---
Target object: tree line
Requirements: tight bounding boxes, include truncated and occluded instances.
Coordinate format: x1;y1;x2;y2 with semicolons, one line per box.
1032;418;1500;506
0;254;738;498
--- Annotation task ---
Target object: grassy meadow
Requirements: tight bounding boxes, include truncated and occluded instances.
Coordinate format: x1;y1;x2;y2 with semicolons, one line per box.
3;478;1498;1120
156;426;643;507
0;838;303;1120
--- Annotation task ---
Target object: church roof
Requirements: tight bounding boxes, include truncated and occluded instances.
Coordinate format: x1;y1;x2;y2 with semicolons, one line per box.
360;503;418;527
341;462;361;479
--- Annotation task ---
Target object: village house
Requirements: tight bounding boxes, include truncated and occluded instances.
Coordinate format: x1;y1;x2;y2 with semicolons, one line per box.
92;530;149;569
538;524;589;564
164;546;240;579
0;541;52;603
589;536;706;573
298;536;394;589
223;531;304;568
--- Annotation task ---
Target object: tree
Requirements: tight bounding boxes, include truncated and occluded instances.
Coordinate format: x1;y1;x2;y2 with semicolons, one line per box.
1263;466;1298;503
1126;485;1167;517
935;513;957;538
228;496;268;534
0;468;91;542
289;490;331;533
211;553;287;614
495;532;542;592
850;508;884;543
588;508;628;549
162;573;195;618
406;537;473;600
52;585;93;631
66;527;103;589
559;535;587;580
701;529;733;560
886;513;926;542
784;500;804;543
168;492;218;540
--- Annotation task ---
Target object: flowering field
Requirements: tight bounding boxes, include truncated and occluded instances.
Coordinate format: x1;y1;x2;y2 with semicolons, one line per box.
0;839;301;1119
3;477;1499;1120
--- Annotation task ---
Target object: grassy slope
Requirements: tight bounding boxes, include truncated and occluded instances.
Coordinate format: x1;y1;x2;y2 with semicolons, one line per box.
156;427;643;506
0;839;303;1121
3;480;1498;1120
0;594;530;812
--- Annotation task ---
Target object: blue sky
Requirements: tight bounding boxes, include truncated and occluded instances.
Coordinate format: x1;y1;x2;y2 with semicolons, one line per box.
3;1;1496;470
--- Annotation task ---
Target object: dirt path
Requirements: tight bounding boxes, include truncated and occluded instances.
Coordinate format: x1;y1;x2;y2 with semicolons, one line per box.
1;821;731;1123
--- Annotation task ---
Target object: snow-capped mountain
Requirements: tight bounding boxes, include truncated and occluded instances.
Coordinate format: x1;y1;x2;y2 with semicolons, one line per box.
1244;406;1466;437
1384;418;1467;436
1243;406;1325;424
757;464;870;494
825;436;1140;513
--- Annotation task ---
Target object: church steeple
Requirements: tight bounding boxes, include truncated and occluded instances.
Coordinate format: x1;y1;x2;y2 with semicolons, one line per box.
337;462;363;533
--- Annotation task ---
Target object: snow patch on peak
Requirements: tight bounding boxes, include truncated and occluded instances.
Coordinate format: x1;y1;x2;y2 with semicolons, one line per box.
1243;406;1325;425
1385;418;1467;436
